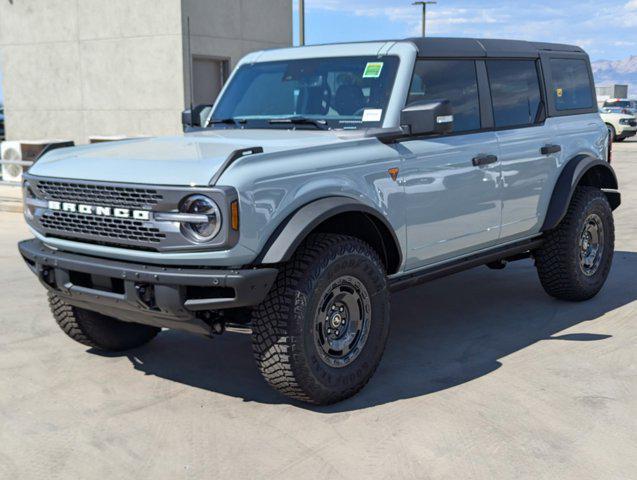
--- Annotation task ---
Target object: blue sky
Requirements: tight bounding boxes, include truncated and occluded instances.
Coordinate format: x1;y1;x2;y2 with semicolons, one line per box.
293;0;637;61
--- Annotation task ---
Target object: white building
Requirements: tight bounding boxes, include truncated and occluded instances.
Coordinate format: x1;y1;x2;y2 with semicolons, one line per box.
0;0;292;144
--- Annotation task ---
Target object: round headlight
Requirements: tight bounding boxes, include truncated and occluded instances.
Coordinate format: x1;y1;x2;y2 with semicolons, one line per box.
180;195;222;243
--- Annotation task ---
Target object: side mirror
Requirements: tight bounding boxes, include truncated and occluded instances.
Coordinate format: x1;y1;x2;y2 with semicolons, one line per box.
400;100;453;137
181;109;193;130
182;104;213;130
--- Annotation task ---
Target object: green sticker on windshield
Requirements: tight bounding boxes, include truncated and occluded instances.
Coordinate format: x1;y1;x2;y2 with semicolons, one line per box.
363;62;384;78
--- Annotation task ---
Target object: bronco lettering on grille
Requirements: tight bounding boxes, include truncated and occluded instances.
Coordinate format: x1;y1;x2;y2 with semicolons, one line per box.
48;201;151;221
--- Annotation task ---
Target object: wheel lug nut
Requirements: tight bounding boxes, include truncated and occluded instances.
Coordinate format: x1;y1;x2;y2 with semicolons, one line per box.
327;328;332;334
339;307;344;312
335;330;340;335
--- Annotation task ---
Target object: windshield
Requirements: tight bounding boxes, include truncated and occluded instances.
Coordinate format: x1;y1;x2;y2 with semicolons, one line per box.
603;100;635;109
211;56;400;130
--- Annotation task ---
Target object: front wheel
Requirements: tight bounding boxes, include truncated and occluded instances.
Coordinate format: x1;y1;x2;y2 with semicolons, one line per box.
251;234;390;405
535;187;614;301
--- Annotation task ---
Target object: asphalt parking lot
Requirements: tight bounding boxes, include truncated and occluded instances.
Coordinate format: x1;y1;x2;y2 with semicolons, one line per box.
1;140;636;480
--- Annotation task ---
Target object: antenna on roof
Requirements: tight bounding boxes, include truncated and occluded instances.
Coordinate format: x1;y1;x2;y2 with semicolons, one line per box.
187;16;195;112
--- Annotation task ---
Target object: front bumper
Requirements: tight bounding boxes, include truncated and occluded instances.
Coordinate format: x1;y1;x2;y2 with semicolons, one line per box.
19;239;278;335
617;128;636;139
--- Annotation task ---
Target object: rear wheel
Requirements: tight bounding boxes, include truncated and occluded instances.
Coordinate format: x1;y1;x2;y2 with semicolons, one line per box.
251;234;390;405
49;294;160;351
535;187;614;301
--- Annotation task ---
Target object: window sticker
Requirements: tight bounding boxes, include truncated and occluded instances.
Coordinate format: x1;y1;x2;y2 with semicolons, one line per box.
362;109;383;122
363;62;384;78
556;88;564;98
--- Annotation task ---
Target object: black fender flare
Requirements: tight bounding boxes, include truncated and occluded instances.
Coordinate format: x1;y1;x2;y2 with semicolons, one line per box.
541;154;620;232
258;197;402;272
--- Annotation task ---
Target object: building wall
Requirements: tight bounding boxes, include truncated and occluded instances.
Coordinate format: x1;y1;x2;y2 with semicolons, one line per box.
181;0;292;108
0;0;292;144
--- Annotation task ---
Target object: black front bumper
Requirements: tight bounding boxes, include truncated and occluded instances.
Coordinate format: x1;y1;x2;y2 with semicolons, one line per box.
19;239;278;335
618;130;636;139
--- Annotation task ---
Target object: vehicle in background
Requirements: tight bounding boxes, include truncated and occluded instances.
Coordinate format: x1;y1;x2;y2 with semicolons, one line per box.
600;106;637;142
602;98;637;115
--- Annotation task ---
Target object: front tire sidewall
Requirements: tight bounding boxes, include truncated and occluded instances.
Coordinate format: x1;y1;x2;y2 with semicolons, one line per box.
294;252;389;399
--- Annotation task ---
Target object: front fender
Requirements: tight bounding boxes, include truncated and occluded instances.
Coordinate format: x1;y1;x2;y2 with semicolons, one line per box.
542;154;620;231
257;197;402;268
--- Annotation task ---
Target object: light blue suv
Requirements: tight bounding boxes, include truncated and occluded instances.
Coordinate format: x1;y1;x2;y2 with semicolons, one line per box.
19;38;620;404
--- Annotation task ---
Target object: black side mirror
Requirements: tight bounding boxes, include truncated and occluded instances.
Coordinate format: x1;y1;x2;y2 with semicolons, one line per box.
182;104;213;130
400;100;453;136
181;109;193;130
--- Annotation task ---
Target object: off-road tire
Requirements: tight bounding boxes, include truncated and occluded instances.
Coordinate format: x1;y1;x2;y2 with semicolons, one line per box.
251;234;390;405
49;293;160;351
535;187;614;301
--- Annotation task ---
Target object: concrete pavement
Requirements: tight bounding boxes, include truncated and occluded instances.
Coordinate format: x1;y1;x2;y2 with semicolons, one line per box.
1;141;636;479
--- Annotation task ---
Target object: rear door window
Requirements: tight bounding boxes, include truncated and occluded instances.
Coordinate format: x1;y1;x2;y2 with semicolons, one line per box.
408;60;481;133
549;58;594;111
487;60;543;128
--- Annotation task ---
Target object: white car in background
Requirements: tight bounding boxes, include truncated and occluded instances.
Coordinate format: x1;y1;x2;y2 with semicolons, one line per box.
600;107;637;142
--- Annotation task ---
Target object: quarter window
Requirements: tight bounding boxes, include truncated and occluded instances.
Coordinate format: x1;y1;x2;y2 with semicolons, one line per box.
408;60;481;133
487;60;543;128
549;58;594;111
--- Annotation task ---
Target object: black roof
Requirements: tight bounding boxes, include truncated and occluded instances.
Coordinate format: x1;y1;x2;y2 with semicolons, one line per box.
404;37;585;58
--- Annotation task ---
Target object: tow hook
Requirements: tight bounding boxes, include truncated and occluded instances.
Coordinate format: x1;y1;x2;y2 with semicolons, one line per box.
200;311;226;336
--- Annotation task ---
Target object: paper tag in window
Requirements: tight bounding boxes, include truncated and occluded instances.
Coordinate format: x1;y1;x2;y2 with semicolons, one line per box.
362;109;383;122
363;62;384;78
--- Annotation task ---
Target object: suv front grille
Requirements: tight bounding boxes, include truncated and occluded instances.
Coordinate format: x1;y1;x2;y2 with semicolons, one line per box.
40;211;166;246
34;180;163;209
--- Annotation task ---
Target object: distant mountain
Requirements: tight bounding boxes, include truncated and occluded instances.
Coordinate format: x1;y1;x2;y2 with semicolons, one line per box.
592;56;637;97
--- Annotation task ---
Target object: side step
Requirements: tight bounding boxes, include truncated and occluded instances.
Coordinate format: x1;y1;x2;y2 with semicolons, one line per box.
388;238;543;292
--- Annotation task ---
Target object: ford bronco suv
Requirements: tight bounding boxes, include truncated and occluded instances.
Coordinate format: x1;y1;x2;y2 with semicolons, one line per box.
19;38;620;405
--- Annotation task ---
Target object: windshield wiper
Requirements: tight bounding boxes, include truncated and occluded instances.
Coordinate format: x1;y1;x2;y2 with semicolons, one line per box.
269;116;329;130
209;118;246;128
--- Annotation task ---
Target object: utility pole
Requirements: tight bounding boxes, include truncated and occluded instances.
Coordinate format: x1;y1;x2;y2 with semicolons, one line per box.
299;0;306;46
412;1;437;37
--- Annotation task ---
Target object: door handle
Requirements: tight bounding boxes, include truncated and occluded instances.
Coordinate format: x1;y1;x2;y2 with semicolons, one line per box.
541;144;562;155
472;154;498;167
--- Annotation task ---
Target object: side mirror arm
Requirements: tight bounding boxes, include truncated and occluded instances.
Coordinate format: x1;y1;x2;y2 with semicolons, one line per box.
365;126;409;144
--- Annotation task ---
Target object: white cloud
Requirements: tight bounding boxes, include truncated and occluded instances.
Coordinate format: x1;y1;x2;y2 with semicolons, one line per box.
294;0;637;61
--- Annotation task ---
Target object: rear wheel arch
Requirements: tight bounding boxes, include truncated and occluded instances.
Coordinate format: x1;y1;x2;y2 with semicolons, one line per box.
542;154;620;232
258;197;402;275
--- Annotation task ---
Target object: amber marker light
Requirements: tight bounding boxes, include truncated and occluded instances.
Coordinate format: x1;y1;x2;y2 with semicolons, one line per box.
231;200;240;231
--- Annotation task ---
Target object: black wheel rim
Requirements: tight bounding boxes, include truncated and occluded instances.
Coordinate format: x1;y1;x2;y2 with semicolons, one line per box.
314;275;371;368
579;213;604;276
